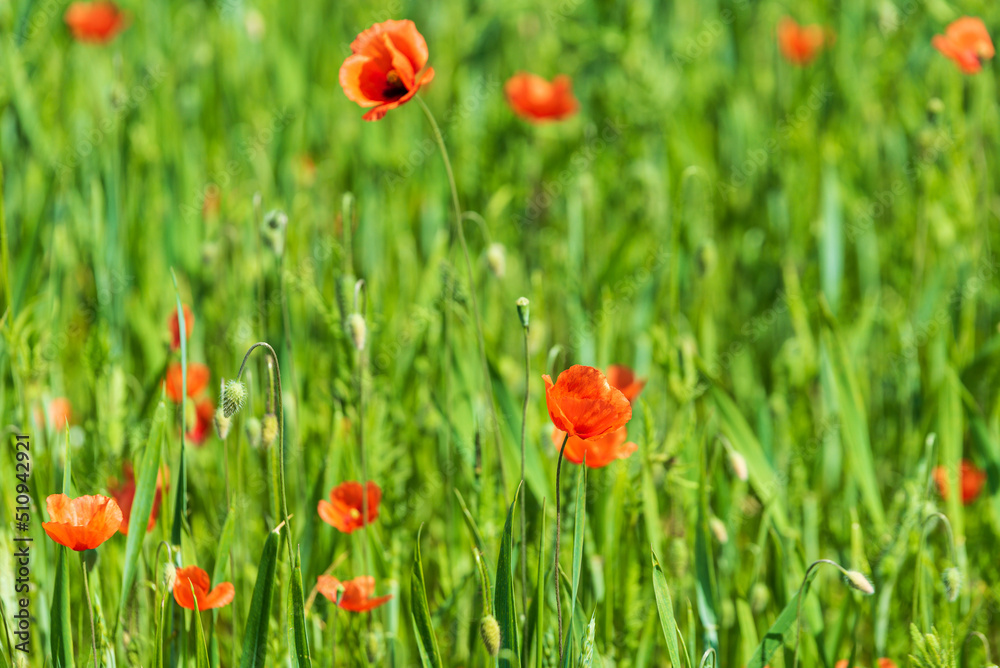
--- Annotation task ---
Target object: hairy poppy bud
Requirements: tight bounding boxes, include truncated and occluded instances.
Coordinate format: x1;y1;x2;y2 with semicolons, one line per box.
261;209;288;256
261;413;278;448
480;615;501;657
245;417;262;449
222;380;247;418
844;570;875;595
516;297;529;329
487;243;506;278
214;407;232;440
942;567;962;602
349;313;366;351
163;563;177;592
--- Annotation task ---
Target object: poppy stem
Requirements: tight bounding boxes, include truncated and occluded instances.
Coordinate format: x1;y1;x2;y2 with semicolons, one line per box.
355;281;372;579
415;95;509;505
519;313;530;617
553;432;569;665
80;553;99;668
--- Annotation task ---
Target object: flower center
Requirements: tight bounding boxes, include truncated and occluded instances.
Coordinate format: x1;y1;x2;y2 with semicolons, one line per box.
384;70;407;97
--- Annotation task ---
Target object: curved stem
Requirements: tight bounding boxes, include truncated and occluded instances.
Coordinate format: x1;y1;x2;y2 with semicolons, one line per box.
237;342;294;566
416;95;509;503
81;554;99;668
553;432;570;666
793;559;845;668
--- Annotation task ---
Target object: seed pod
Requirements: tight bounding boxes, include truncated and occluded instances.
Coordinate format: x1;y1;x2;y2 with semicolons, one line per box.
222;380;247;418
163;563;177;591
844;570;875;595
516;297;530;329
479;615;501;657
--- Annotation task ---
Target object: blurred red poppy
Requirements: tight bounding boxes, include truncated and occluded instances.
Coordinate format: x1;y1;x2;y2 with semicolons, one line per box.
318;481;381;533
543;365;632;441
187;398;215;445
173;565;234;610
317;575;392;612
933;17;994;74
878;659;898;668
339;20;435;121
42;494;122;551
49;397;73;428
933;459;987;505
168;305;194;351
108;463;166;535
165;362;210;402
504;73;578;122
64;1;127;44
777;17;827;66
552;426;636;468
605;365;646;402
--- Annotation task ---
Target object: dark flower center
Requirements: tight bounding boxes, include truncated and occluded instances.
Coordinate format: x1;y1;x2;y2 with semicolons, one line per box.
384;70;407;98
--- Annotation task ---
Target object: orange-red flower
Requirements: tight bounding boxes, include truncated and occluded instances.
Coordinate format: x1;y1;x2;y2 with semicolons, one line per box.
165;362;210;403
64;1;127;44
187;398;215;446
108;463;166;535
504;73;579;123
605;365;646;402
932;17;994;74
777;17;827;66
835;661;896;668
552;426;636;468
543;365;632;441
339;20;435;121
317;575;392;612
49;397;73;428
168;305;194;351
172;565;234;611
318;481;381;533
933;459;987;505
42;494;122;551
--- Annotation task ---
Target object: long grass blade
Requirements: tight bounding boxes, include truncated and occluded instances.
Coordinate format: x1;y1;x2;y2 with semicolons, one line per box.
411;525;443;668
651;548;682;667
495;482;522;667
240;526;280;668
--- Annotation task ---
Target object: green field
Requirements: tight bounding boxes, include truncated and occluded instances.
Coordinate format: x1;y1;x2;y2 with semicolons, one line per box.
2;0;1000;665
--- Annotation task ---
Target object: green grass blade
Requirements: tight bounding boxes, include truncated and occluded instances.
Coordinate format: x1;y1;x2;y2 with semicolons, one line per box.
411;525;443;668
288;550;311;667
170;271;188;546
50;546;74;668
453;487;488;558
240;526;280;668
192;589;211;668
528;497;546;668
651;548;682;668
495;482;522;668
116;400;167;632
744;591;801;668
212;507;237;588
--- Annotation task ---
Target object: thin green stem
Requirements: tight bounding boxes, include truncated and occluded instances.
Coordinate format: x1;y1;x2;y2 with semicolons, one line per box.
416;95;509;503
793;559;845;668
553;432;570;665
519;320;530;616
81;554;99;668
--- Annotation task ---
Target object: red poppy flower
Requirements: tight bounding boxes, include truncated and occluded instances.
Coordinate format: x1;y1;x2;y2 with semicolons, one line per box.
168;305;194;351
933;17;994;74
777;17;827;66
504;73;579;122
543;365;632;441
172;565;234;611
165;363;210;403
49;397;73;428
64;1;127;44
108;463;166;535
605;365;646;402
552;426;636;468
187;399;215;446
318;481;381;533
42;494;122;551
339;20;435;121
933;459;987;505
317;575;392;612
878;660;898;668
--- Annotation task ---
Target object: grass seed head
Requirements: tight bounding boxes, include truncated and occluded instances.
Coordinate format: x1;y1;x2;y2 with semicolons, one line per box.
480;614;501;657
222;379;247;418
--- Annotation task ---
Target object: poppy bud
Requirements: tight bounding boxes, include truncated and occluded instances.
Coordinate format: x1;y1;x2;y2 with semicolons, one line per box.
214;406;232;440
487;243;506;278
750;582;770;612
349;313;366;351
222;380;247;418
261;209;288;257
163;562;177;592
709;517;729;544
844;570;875;595
927;97;944;119
480;615;501;657
245;417;262;449
942;567;962;602
261;413;278;448
728;450;748;481
516;297;530;329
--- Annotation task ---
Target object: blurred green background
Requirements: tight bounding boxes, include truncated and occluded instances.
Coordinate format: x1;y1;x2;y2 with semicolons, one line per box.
2;0;1000;665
